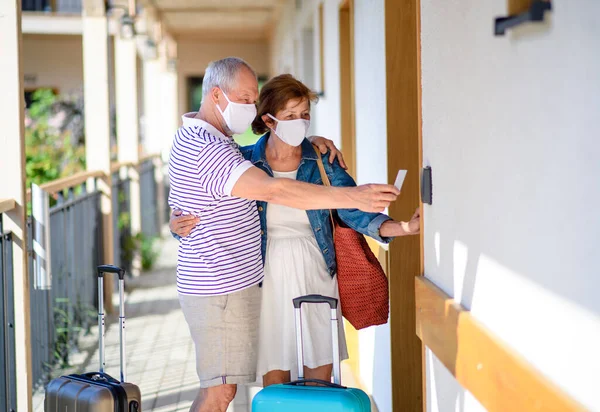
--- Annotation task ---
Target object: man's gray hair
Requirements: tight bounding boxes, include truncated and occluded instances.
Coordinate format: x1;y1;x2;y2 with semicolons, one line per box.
202;57;257;102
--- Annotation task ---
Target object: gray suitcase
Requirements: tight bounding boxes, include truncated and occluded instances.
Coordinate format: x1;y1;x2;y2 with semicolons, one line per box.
45;265;141;412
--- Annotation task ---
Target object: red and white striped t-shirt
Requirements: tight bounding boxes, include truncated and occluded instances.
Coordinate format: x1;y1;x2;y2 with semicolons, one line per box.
168;113;262;296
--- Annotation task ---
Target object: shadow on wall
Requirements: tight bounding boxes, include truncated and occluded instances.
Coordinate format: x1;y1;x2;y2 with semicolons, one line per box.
427;349;468;412
423;225;481;412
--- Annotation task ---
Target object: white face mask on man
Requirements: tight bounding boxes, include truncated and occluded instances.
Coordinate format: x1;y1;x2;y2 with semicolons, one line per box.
267;113;310;147
216;90;257;135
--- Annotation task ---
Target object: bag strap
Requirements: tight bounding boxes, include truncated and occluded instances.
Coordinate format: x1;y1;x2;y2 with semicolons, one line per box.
312;144;332;187
312;145;336;233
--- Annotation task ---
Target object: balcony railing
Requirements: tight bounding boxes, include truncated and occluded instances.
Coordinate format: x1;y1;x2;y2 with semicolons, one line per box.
22;0;82;14
0;200;17;412
27;173;104;388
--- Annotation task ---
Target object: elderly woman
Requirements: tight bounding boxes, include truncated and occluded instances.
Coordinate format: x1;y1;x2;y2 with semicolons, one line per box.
171;74;420;387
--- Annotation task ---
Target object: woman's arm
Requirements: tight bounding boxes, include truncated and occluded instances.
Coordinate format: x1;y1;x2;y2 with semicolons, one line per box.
327;154;420;240
379;208;420;237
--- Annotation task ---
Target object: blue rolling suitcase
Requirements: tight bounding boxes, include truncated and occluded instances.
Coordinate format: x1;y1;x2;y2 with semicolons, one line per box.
252;294;371;412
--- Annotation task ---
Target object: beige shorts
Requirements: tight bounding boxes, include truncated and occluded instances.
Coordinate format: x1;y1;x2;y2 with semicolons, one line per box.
179;285;262;388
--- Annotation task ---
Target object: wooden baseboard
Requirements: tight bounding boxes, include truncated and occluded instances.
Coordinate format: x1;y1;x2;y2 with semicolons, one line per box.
415;276;585;411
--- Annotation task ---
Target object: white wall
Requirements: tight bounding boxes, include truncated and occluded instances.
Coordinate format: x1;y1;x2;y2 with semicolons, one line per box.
421;1;600;410
353;0;388;187
353;1;393;411
22;34;83;95
270;0;342;147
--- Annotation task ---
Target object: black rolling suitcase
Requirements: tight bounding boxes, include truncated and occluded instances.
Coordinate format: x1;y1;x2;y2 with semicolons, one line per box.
45;265;141;412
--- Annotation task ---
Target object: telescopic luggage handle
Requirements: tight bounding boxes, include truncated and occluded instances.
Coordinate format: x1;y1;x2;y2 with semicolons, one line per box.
293;294;341;385
293;294;338;309
97;264;126;279
96;265;127;383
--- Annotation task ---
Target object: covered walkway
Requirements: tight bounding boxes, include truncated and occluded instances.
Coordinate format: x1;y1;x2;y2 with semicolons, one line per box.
5;0;597;411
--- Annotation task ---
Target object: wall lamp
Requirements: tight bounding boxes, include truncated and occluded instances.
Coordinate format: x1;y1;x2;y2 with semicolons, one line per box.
119;13;136;39
108;0;137;39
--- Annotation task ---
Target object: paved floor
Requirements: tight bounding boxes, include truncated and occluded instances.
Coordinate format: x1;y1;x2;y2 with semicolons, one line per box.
33;232;259;411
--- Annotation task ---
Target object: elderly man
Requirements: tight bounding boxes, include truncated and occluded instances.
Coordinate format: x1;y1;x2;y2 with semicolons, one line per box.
168;57;398;412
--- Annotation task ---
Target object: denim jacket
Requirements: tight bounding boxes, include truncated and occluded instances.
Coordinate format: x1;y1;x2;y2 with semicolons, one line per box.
171;134;393;277
240;133;392;277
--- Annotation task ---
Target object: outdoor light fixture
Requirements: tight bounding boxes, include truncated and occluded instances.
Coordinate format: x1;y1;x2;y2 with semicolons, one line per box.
494;1;552;36
119;13;136;39
144;37;158;60
109;0;137;39
167;58;178;72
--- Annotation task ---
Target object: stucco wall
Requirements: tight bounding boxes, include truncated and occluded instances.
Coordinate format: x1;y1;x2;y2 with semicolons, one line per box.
421;1;600;410
22;34;84;96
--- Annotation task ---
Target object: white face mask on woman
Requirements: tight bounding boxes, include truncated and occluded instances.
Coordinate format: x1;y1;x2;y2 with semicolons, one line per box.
267;113;310;147
217;90;257;135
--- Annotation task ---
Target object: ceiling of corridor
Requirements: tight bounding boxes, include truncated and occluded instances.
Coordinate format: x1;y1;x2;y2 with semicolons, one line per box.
143;0;281;40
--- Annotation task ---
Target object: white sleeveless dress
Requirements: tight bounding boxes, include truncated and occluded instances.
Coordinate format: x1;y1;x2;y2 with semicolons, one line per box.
256;169;348;381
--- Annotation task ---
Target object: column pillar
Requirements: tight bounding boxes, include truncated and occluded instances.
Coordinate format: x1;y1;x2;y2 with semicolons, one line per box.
83;0;114;311
155;39;179;230
142;59;163;156
115;32;142;275
160;43;179;159
0;1;33;410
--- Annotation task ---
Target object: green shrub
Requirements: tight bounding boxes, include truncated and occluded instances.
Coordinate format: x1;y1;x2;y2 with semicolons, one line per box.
52;296;96;369
140;235;159;271
120;231;160;272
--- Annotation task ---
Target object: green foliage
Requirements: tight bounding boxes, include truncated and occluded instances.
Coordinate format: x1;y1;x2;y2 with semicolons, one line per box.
25;89;86;189
120;229;160;272
140;235;159;271
52;295;96;369
233;127;262;147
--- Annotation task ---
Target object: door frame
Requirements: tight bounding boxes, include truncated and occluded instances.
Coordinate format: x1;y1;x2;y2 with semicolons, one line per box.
339;0;356;178
385;0;425;410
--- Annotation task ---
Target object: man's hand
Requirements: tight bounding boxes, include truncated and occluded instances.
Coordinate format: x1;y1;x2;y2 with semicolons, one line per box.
349;184;400;213
170;209;200;237
307;135;348;169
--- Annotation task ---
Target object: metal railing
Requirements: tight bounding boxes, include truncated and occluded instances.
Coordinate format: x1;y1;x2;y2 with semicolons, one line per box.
140;158;160;238
28;177;103;388
54;0;82;13
0;205;18;412
21;155;163;389
22;0;82;13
